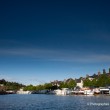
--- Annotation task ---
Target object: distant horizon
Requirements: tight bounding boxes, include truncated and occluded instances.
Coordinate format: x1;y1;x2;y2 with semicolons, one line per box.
1;67;110;86
0;0;110;85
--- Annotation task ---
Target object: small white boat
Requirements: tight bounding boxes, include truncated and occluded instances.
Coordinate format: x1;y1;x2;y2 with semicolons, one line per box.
93;88;100;94
84;90;94;95
54;89;62;95
54;88;71;95
72;90;84;94
17;89;31;94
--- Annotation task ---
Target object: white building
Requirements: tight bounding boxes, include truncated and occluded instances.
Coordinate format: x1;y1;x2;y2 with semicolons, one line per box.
76;79;83;88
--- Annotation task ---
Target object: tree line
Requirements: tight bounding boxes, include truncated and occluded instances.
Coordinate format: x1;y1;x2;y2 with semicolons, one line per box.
0;78;76;91
83;73;110;87
23;79;76;91
0;79;25;91
1;71;110;91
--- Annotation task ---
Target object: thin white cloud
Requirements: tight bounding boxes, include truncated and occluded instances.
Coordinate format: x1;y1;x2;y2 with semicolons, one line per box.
0;48;110;63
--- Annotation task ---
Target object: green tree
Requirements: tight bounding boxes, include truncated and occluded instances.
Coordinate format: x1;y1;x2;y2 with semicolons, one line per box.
44;83;52;90
67;79;76;89
36;85;45;90
83;78;92;87
59;82;68;88
97;74;110;87
91;78;97;87
23;85;36;91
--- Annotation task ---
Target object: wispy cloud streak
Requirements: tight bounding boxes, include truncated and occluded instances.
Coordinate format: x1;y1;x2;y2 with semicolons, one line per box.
0;48;110;63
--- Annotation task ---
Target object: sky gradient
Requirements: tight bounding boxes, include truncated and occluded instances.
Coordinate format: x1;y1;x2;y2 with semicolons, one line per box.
0;0;110;85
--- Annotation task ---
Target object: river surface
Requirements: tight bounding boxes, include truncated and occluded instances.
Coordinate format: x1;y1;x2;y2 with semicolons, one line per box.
0;94;110;110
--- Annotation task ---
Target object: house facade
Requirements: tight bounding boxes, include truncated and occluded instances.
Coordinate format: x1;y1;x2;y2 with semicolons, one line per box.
75;79;83;88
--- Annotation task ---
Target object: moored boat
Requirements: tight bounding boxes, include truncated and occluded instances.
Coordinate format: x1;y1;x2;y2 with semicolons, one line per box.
84;90;94;95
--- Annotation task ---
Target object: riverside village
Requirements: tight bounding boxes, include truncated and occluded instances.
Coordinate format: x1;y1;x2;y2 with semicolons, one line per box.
1;68;110;96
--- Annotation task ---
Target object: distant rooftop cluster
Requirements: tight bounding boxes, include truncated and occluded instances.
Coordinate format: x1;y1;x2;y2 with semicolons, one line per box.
51;68;110;88
85;68;110;79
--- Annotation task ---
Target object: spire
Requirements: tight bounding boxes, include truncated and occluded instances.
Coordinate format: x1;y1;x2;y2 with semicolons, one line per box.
103;69;106;74
98;71;101;76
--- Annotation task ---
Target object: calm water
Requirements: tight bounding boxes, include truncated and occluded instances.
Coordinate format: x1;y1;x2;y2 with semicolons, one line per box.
0;94;110;110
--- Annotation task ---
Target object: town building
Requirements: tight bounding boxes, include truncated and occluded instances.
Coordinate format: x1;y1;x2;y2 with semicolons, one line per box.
75;78;83;88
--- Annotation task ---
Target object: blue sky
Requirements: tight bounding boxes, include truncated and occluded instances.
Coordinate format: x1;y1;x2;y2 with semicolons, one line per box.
0;0;110;85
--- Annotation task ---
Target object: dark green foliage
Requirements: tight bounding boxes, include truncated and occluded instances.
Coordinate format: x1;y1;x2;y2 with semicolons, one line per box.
0;79;6;85
67;79;76;89
83;78;92;87
0;79;25;90
44;83;52;90
23;79;76;91
59;79;76;89
83;74;110;87
97;73;110;87
59;82;68;88
50;85;58;90
23;83;57;91
91;78;97;87
23;85;36;91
